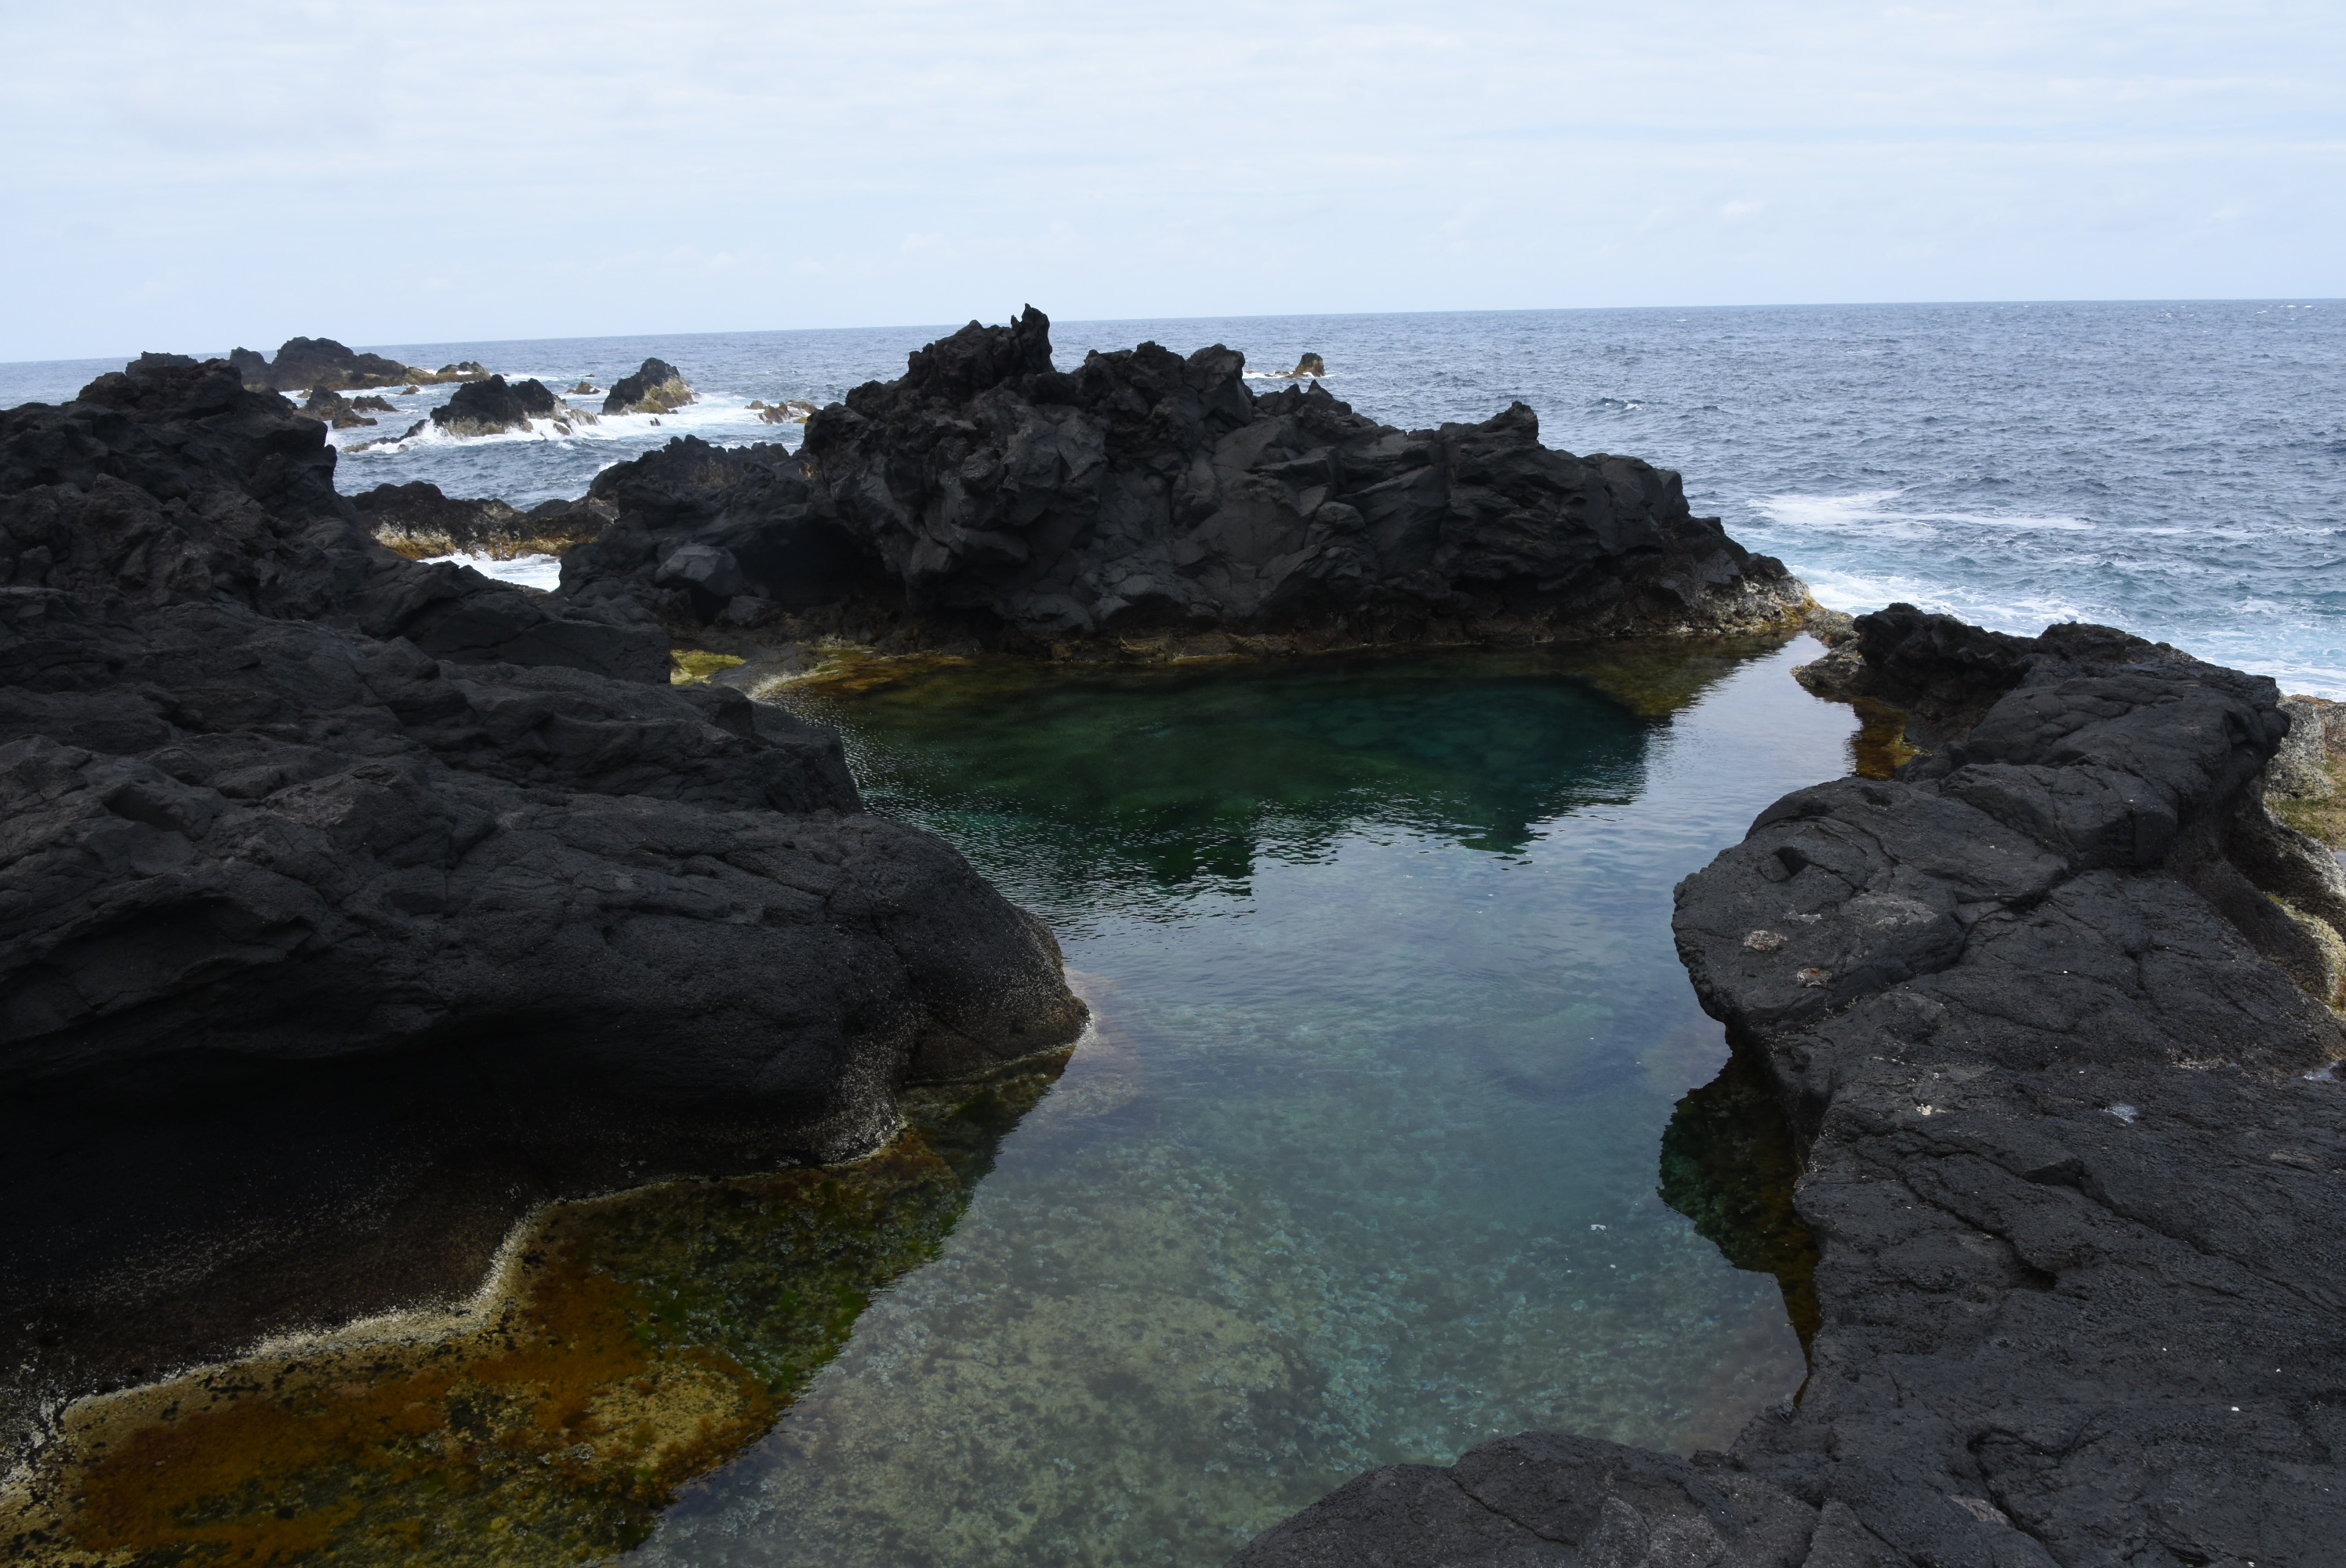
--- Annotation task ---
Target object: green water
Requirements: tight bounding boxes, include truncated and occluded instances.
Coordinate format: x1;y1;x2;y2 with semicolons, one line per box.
634;638;1856;1568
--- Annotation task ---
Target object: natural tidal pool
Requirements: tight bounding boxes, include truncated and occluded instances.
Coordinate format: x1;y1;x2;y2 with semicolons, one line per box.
7;635;1856;1567
632;636;1857;1567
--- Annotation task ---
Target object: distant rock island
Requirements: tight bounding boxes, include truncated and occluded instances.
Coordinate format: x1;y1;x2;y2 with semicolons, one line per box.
228;336;488;392
430;373;598;437
603;356;697;416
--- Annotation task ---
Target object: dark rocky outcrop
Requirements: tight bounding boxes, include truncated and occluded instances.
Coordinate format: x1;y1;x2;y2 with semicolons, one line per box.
299;387;376;430
429;374;597;437
354;480;616;561
0;355;1086;1465
603;357;697;416
553;308;1803;656
1277;351;1327;379
1238;607;2346;1568
231;336;414;393
228;342;489;393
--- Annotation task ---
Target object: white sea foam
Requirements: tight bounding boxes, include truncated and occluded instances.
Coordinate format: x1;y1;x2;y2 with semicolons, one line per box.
423;552;564;591
1752;490;2096;535
332;390;797;459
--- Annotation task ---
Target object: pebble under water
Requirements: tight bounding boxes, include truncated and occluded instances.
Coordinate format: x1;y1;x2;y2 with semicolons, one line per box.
622;637;1857;1567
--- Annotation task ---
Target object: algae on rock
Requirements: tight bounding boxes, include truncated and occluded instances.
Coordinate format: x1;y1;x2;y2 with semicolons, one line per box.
1;1063;1069;1568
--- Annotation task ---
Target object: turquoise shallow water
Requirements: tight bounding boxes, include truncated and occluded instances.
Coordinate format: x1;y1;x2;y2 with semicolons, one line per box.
627;637;1856;1567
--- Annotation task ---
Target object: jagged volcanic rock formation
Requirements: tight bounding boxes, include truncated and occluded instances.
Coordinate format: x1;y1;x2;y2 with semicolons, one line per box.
550;308;1803;654
0;356;1086;1461
430;373;596;437
603;356;696;416
228;339;490;393
1237;608;2346;1568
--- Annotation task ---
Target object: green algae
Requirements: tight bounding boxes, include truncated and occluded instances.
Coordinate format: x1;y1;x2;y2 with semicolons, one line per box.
669;649;748;684
2;1065;1066;1568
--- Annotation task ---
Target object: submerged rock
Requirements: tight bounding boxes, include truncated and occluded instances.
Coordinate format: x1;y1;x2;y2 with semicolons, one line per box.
429;373;598;437
555;307;1803;656
1237;605;2346;1567
0;354;1087;1466
603;356;696;416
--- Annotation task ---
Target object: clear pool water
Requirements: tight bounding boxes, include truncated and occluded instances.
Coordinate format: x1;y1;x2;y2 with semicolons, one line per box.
627;636;1855;1567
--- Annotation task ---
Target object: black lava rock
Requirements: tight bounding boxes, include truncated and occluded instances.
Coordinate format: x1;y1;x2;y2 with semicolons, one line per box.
1237;608;2346;1568
430;373;593;437
556;308;1805;654
231;335;415;392
602;357;696;416
0;354;1087;1464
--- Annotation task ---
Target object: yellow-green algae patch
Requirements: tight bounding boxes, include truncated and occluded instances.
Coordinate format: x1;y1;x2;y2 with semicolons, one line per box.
2;1064;1067;1567
668;648;748;684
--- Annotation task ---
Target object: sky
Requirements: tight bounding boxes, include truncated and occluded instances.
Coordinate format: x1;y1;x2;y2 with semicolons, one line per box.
2;0;2341;361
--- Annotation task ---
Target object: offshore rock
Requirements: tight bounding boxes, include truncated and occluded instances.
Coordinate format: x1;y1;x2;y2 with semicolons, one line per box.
1238;607;2346;1568
0;354;1087;1465
430;374;597;437
554;308;1804;655
231;336;415;393
603;356;697;416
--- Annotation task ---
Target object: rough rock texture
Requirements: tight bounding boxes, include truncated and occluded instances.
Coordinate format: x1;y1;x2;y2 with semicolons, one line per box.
602;356;697;416
2268;696;2344;851
430;374;597;437
353;481;616;561
299;387;376;430
552;308;1804;655
0;356;1086;1464
230;336;414;393
1238;607;2346;1568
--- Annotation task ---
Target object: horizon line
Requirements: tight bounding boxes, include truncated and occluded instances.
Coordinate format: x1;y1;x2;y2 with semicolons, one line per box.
5;294;2339;371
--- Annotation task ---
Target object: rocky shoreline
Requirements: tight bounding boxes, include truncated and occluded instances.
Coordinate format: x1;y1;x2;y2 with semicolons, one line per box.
0;354;1087;1469
1234;608;2346;1567
9;318;2344;1566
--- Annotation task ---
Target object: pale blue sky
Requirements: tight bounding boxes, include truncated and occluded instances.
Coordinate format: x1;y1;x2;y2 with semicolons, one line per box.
3;0;2340;361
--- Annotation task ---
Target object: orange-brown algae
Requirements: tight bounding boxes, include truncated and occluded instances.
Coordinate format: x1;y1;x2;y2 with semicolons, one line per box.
4;1062;1066;1568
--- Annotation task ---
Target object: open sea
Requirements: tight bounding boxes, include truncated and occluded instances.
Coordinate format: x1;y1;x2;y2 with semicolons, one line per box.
5;299;2341;695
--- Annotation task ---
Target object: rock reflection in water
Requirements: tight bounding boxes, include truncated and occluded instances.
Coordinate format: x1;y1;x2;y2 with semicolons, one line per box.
630;639;1854;1568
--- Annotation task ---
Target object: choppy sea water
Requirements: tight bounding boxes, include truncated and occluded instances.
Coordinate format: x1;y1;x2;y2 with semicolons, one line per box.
5;299;2341;694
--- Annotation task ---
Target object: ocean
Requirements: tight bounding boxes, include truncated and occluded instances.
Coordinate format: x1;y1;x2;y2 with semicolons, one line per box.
5;299;2341;694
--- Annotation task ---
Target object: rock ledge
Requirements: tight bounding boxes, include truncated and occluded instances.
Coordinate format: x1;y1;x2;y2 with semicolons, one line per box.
1237;606;2346;1568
